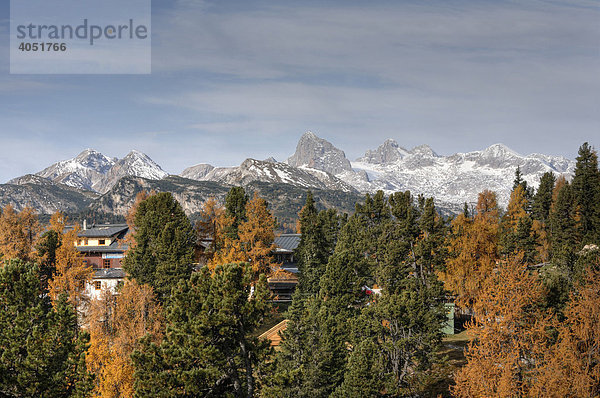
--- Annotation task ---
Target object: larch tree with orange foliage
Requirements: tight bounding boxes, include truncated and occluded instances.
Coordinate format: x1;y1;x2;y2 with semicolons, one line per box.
453;255;552;397
47;212;93;314
441;190;500;308
0;204;40;263
501;184;539;264
86;280;163;398
531;266;600;398
209;192;278;279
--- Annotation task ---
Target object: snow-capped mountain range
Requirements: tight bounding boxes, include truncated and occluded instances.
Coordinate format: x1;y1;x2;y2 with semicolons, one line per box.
5;132;576;210
9;149;169;194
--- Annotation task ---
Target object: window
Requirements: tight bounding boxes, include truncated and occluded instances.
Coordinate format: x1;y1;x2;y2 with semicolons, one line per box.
103;259;111;268
98;239;106;245
82;259;88;266
94;281;102;290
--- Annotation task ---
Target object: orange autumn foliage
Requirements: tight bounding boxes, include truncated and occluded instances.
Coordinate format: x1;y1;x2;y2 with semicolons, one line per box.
453;255;552;397
87;280;163;398
0;204;40;263
531;267;600;397
48;212;93;311
209;193;279;279
441;190;500;308
504;185;528;232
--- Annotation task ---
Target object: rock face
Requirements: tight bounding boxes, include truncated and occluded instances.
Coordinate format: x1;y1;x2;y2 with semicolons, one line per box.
184;158;356;193
0;174;97;213
94;150;168;193
180;164;215;180
26;149;168;194
356;139;409;164
286;131;352;175
31;149;115;192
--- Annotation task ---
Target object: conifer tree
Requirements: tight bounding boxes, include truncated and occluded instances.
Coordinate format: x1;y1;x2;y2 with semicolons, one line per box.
225;186;249;239
549;181;578;270
532;171;556;223
0;205;40;263
532;266;600;397
572;142;600;245
48;212;93;312
123;192;195;302
132;263;271;397
441;190;500;308
86;281;163;397
453;256;551;397
296;192;342;295
0;260;93;396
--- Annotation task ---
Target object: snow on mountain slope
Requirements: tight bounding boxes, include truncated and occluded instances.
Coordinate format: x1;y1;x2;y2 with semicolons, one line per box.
185;158;356;192
32;149;115;191
94;150;168;193
348;141;575;207
24;148;168;194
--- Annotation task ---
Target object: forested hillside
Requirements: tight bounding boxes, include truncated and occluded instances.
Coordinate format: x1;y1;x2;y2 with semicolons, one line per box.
0;143;598;397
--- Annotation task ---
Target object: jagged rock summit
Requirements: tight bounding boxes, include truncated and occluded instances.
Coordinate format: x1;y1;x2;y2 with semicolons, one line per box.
182;158;356;193
16;149;168;194
286;131;353;175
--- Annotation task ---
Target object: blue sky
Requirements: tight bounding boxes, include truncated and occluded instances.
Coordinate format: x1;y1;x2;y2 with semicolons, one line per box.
0;0;599;182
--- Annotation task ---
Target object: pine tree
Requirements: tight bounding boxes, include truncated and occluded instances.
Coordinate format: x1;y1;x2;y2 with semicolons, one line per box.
123;192;195;303
0;260;93;396
572;142;600;245
296;192;342;295
225;186;249;239
132;263;271;397
549;181;578;270
532;171;556;224
35;228;60;292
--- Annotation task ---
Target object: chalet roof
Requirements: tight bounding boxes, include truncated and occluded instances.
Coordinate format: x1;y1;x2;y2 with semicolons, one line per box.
93;268;126;279
76;239;128;253
274;234;300;252
78;224;128;238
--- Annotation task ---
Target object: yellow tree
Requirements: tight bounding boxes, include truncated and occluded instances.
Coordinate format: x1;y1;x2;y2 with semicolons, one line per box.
209;193;278;279
504;185;528;232
531;267;600;397
87;280;163;398
453;255;551;397
48;212;93;311
441;190;500;308
238;193;278;277
0;204;40;263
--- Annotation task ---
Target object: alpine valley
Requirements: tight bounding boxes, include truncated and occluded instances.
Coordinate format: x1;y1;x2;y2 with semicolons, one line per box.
0;132;575;226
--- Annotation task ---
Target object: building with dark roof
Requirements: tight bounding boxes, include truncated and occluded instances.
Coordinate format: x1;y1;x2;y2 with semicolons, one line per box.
74;222;129;299
269;233;301;302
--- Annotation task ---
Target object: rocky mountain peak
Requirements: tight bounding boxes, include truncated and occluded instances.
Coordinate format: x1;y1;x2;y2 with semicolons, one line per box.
286;131;352;175
357;138;410;164
481;143;520;159
410;144;438;158
181;163;215;180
